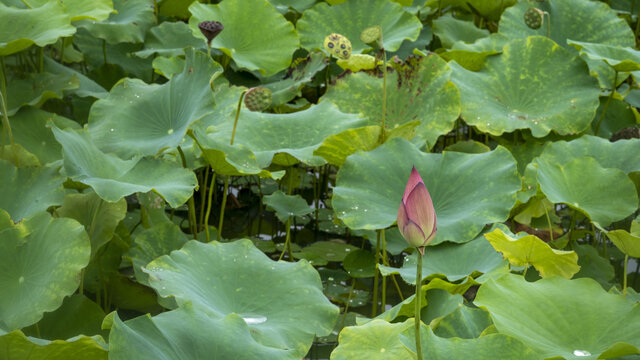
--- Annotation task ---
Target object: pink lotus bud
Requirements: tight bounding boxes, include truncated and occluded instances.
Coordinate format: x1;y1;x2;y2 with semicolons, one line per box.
397;166;437;255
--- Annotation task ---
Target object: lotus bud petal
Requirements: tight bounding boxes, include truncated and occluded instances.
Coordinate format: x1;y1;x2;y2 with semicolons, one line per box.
397;166;437;253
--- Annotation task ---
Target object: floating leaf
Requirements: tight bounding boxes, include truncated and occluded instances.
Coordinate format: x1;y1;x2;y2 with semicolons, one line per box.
0;212;90;330
263;191;313;222
475;274;640;359
77;0;155;44
0;330;107;360
0;160;65;222
189;0;300;76
451;36;600;137
88;48;220;158
143;240;339;358
484;228;580;279
293;241;358;266
323;54;460;148
535;156;638;228
0;2;75;56
330;319;413;360
333;138;520;244
52;127;198;207
298;0;421;54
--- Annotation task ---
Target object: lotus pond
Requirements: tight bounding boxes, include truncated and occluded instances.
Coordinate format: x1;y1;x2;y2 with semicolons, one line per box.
1;0;640;359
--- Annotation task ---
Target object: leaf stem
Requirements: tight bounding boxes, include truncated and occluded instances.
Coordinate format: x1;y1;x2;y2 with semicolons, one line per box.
380;45;387;143
543;202;554;242
204;171;216;242
415;252;423;360
594;70;618;136
217;176;229;241
178;145;198;240
371;230;381;317
0;56;17;165
623;254;629;298
231;91;246;145
381;229;387;311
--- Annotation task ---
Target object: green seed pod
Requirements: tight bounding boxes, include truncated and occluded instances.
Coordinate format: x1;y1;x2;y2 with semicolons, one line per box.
360;25;382;49
244;87;272;112
524;7;543;30
324;33;352;59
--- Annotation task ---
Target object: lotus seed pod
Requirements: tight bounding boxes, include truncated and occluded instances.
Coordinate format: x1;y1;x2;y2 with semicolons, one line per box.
360;25;382;49
324;33;352;60
244;87;272;112
524;8;543;30
198;21;224;43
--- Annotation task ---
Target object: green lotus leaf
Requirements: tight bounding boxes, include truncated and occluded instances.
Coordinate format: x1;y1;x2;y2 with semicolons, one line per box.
323;53;460;148
535;156;638;228
333;138;520;243
330;319;413;360
134;22;204;58
57;191;127;258
152;55;185;78
451;36;600;137
292;241;358;266
0;2;75;56
125;222;189;286
263;51;327;106
425;0;516;21
0;212;90;330
475;274;640;359
88;48;220;158
188;0;299;76
143;240;339;358
109;304;292;360
499;0;635;50
156;0;191;18
43;56;108;99
22;294;107;340
535;135;640;175
342;249;376;278
0;160;65;222
206;101;365;167
263;190;313;222
268;0;316;13
0;330;107;360
484;228;580;279
390;24;433;60
400;323;540;360
297;0;421;54
437;48;500;72
5;72;79;116
432;13;489;48
77;0;155;44
592;98;639;139
569;40;640;73
433;304;493;339
336;54;378;72
444;140;490;154
606;229;640;258
25;0;113;21
189;128;267;176
52;126;198;207
574;244;615;288
314;126;381;166
379;231;505;284
0;144;39;167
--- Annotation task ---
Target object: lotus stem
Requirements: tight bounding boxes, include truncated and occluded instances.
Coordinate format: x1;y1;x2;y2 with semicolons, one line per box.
371;230;381;317
278;217;292;261
623;254;629;298
102;39;107;65
199;166;210;230
178;146;198;240
544;12;550;39
231;91;246;145
380;43;387;143
543;201;554;242
635;3;640;47
217;176;229;241
0;56;17;165
204;172;216;243
381;229;387;311
415;252;424;360
594;70;618;136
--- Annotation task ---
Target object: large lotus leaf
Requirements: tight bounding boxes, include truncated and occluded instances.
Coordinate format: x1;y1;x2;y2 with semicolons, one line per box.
606;229;640;258
400;324;540;360
143;240;339;358
134;22;204;58
88;48;220;158
0;2;75;56
125;222;189;286
0;212;90;330
188;0;299;76
323;54;460;148
573;244;615;288
52;127;198;207
297;0;421;54
592;98;639;140
499;0;635;50
25;0;113;21
57;191;127;258
263;51;327;106
109;304;292;360
425;0;516;21
450;36;600;137
189;128;266;176
292;241;358;265
263;191;313;223
330;319;413;360
475;274;640;359
0;160;65;222
5;72;79;116
432;13;489;48
23;294;107;340
433;304;493;339
0;330;107;360
569;40;640;73
42;56;108;99
77;0;155;44
534;135;640;175
379;232;505;284
484;228;580;279
333;138;520;243
535;156;638;228
206;101;365;167
314;126;381;167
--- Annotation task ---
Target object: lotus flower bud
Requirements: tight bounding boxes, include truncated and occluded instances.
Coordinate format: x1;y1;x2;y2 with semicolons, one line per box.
324;33;352;60
397;166;437;254
198;21;224;44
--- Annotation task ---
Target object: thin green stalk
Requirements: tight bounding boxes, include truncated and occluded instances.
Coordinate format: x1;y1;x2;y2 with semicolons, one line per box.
380;45;387;143
381;229;387;311
231;91;246;145
204;172;216;242
38;47;43;73
635;1;640;47
544;12;550;39
178;146;198;240
102;39;107;65
594;71;618;136
0;56;17;165
341;278;357;329
522;265;529;278
278;217;292;261
371;230;381;317
59;38;66;63
623;254;629;298
199;166;209;231
415;253;424;360
543;202;554;242
217;176;229;241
